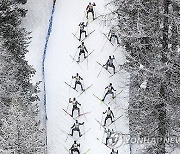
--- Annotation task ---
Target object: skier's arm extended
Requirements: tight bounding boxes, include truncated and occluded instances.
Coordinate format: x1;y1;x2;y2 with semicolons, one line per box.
103;110;107;114
105;86;108;89
112;86;116;91
79;76;83;80
71;123;75;129
78;45;81;48
77;101;81;106
80;122;84;125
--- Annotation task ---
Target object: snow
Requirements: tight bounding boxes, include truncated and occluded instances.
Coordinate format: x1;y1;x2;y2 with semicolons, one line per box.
44;0;130;153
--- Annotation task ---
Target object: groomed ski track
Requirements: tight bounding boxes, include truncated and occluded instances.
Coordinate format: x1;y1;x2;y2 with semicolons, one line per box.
45;0;130;153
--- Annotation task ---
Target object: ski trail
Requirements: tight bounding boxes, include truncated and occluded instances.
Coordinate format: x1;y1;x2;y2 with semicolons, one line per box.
45;0;130;153
42;0;56;149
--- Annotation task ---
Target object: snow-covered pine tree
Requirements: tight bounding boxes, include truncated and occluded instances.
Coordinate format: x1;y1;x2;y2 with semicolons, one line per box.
105;0;180;153
0;0;46;153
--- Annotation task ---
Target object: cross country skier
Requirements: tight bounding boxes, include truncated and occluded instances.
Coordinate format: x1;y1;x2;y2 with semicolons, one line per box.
111;149;118;154
70;120;84;137
102;83;116;101
86;2;96;20
77;42;88;62
108;26;120;44
69;98;81;117
72;73;84;91
79;22;87;41
105;128;116;146
103;107;114;126
103;55;116;74
69;140;80;154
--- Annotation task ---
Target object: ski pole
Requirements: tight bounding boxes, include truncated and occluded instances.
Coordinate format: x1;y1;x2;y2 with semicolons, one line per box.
101;39;108;52
97;65;104;78
100;114;103;130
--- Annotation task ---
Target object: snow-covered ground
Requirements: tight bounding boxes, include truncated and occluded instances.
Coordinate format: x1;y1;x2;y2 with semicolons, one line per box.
44;0;130;153
22;0;180;154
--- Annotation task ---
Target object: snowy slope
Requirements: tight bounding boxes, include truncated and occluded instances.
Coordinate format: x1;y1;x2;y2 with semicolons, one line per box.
45;0;130;153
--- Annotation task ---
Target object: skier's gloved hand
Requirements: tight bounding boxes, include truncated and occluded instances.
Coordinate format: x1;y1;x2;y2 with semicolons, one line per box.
82;122;84;125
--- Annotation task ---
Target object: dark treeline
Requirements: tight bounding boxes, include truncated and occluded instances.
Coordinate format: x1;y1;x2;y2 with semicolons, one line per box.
0;0;45;153
104;0;180;153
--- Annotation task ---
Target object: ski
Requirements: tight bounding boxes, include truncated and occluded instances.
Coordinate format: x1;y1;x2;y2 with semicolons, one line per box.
87;14;102;24
69;55;83;69
84;148;91;154
109;67;123;78
72;33;80;41
81;30;95;42
64;82;78;92
96;138;111;149
102;33;114;46
108;90;123;104
96;61;112;74
62;144;70;154
95;119;106;129
81;50;94;63
107;115;123;127
75;112;91;119
93;94;108;106
78;84;93;97
63;109;73;118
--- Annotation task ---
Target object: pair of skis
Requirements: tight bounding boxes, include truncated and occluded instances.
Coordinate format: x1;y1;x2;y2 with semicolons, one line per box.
70;50;94;64
61;128;91;142
93;90;122;104
72;30;95;42
64;82;92;97
97;61;112;77
63;109;90;120
96;115;122;128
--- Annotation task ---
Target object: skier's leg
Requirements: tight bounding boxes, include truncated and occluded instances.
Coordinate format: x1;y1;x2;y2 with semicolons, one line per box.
110;116;113;123
77;52;82;62
71;129;74;136
104;116;108;126
106;137;109;145
112;91;115;98
83;51;86;59
92;10;95;20
79;30;82;41
109;35;113;42
72;108;74;117
78;129;82;137
102;91;108;101
78;108;80;116
80;82;84;91
112;65;116;74
115;35;120;44
74;81;77;89
86;11;89;19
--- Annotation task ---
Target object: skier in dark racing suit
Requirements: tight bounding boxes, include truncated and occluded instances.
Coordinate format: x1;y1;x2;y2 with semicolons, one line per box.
103;107;114;126
79;22;87;41
86;2;96;20
77;42;88;62
69;98;81;117
108;26;120;44
103;55;116;74
70;120;84;137
69;141;80;154
102;83;116;101
72;73;84;91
